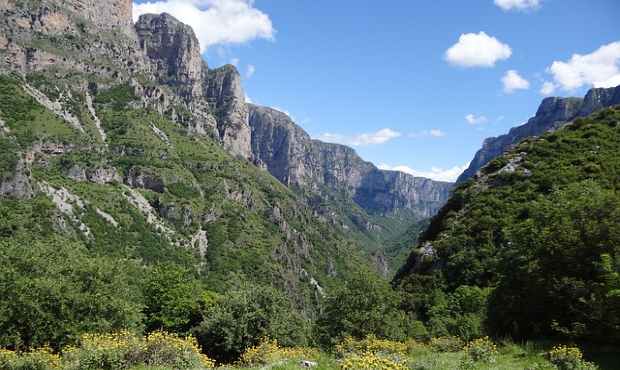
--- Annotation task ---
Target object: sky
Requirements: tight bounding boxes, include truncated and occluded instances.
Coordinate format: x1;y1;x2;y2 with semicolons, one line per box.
133;0;620;182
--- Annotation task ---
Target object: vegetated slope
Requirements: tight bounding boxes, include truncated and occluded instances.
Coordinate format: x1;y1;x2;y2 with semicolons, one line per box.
0;0;378;350
394;106;620;343
457;86;620;183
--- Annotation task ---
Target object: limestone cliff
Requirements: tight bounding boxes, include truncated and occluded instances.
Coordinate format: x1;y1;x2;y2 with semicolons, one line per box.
248;105;452;218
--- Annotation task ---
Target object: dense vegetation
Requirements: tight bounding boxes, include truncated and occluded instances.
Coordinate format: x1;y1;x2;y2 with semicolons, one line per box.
395;107;620;344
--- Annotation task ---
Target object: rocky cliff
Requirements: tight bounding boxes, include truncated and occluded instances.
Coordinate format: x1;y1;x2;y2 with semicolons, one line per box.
457;85;620;183
248;105;452;218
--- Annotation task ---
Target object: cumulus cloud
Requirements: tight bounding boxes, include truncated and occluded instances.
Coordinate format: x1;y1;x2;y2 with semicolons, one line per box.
465;114;488;125
230;57;240;66
494;0;541;11
546;41;620;91
245;64;256;78
409;129;446;138
540;81;556;96
502;70;530;93
445;32;512;68
133;0;275;52
244;93;253;103
318;128;401;147
378;163;469;183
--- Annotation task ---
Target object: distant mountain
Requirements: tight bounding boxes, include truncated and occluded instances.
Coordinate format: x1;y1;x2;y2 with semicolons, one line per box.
457;86;620;183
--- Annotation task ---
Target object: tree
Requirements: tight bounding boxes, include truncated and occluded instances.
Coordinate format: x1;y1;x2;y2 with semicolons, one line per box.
192;281;308;362
0;237;143;350
314;271;408;347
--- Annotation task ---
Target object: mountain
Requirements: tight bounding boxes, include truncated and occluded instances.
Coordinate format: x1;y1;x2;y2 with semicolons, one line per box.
457;86;620;183
0;0;376;322
0;0;450;319
394;105;620;342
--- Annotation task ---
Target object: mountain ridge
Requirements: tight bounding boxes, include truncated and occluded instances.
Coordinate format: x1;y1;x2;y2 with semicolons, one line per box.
457;85;620;183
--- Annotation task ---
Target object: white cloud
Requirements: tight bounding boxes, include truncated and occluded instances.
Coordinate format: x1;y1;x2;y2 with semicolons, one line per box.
502;70;530;93
409;129;446;138
318;128;401;147
547;41;620;91
230;57;240;66
245;64;256;78
445;32;512;68
378;163;469;182
133;0;275;52
244;93;253;103
465;114;488;125
494;0;541;11
540;81;556;96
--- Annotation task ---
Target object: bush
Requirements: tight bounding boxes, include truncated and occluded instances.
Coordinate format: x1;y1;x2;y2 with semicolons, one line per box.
335;335;408;358
429;336;464;352
192;282;308;363
340;351;407;370
547;345;598;370
62;330;214;370
463;337;497;363
238;338;318;367
0;347;60;370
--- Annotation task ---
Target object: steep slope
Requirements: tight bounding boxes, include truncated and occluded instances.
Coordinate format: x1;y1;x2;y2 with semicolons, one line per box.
0;0;375;324
248;105;452;274
394;106;620;342
457;86;620;183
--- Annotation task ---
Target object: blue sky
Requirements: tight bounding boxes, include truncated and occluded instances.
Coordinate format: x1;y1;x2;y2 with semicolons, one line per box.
133;0;620;181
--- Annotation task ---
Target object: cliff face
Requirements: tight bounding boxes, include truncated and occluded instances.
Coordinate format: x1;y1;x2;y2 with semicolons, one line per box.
457;86;620;183
248;105;452;218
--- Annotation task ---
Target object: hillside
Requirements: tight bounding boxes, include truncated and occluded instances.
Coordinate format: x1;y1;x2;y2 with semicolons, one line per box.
457;86;620;183
394;105;620;342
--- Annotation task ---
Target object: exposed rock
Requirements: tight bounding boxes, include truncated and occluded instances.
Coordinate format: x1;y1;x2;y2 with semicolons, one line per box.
0;117;9;135
96;208;118;227
150;122;171;146
122;185;178;242
39;182;92;238
135;13;252;159
68;165;122;184
248;105;452;217
23;84;84;133
0;157;34;199
458;85;620;183
190;229;208;259
61;0;134;35
85;91;106;143
124;167;165;193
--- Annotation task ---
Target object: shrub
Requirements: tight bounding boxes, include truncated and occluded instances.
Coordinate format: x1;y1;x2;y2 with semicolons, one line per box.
0;347;61;370
238;338;318;367
429;336;464;352
335;335;408;358
547;345;598;370
192;282;308;363
340;351;407;370
62;331;214;370
463;337;497;363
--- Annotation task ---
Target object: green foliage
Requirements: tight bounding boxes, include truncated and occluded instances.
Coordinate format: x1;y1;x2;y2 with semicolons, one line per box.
0;237;143;350
314;271;408;347
193;282;309;362
547;345;599;370
142;265;206;334
396;107;620;343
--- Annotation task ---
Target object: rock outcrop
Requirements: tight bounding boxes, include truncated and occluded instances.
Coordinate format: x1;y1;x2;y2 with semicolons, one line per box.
458;85;620;183
248;105;452;217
